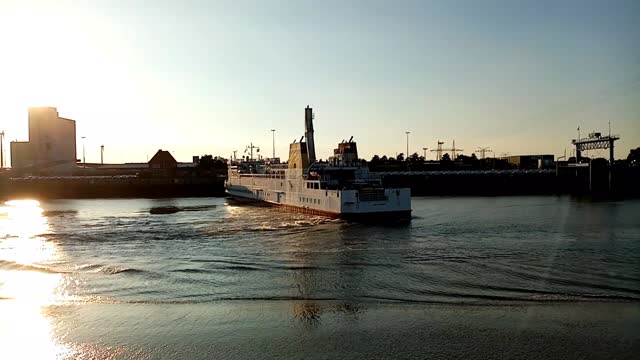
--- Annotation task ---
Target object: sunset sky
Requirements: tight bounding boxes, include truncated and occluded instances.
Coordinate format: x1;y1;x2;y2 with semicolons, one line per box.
0;0;639;164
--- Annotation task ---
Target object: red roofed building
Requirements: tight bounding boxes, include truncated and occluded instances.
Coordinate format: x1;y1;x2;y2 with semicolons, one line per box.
148;150;177;176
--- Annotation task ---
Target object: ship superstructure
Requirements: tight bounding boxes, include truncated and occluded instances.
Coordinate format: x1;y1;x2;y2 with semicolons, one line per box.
225;106;412;220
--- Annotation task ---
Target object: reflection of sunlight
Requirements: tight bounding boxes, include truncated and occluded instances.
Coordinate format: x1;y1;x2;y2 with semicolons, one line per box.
2;200;50;239
0;302;71;359
0;200;70;359
224;202;247;218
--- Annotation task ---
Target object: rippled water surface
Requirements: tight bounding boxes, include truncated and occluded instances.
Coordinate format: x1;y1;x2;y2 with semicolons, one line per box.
1;196;639;359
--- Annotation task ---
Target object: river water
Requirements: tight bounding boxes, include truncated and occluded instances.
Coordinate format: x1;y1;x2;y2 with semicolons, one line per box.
1;196;639;359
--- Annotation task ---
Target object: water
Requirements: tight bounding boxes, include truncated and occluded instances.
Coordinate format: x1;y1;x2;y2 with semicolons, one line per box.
1;196;639;359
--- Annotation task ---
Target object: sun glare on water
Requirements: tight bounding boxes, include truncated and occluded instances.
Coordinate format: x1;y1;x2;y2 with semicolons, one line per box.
0;200;71;359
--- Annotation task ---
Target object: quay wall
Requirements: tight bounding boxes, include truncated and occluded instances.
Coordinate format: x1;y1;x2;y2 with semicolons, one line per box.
0;176;225;199
1;167;638;200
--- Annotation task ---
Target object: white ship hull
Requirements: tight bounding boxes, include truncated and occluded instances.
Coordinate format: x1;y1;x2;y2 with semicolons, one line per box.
225;173;411;220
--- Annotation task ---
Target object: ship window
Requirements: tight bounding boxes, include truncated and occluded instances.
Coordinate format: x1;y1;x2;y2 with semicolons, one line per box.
314;183;319;189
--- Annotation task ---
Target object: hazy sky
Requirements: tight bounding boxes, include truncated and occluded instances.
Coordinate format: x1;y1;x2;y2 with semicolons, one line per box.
1;0;639;164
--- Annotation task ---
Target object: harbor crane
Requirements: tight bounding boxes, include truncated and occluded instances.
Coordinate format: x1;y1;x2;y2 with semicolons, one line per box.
476;147;493;159
443;140;464;160
430;141;445;160
572;132;619;164
431;140;464;160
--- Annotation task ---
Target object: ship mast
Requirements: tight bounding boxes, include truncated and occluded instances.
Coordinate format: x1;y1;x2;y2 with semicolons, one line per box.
305;106;316;163
245;143;259;161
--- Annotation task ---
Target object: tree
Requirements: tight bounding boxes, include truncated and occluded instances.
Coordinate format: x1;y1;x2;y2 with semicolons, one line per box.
441;153;451;162
198;155;227;170
371;155;381;163
471;153;478;161
409;152;420;163
628;147;640;163
396;153;405;162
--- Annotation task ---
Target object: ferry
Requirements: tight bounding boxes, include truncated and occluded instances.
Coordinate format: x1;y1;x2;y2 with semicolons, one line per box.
225;106;412;220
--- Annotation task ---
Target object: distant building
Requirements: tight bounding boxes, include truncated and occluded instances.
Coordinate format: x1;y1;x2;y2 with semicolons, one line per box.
501;155;554;169
149;150;177;169
10;107;77;174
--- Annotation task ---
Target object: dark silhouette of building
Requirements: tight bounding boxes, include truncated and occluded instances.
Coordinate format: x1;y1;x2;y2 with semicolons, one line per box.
149;150;177;169
501;155;554;169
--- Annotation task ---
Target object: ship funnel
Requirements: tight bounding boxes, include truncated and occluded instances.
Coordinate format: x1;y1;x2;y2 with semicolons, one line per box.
305;106;316;163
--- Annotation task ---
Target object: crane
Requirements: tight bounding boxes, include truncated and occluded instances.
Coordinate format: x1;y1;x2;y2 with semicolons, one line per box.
430;141;445;160
440;140;464;160
476;147;493;159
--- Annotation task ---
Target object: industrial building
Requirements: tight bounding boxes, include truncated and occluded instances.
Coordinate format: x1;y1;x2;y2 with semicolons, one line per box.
501;154;555;169
10;107;77;174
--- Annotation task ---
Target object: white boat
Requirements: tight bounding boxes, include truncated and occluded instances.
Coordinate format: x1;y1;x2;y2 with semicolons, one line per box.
225;106;412;221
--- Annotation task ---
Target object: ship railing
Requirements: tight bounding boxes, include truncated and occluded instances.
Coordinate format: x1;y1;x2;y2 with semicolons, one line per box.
239;173;285;179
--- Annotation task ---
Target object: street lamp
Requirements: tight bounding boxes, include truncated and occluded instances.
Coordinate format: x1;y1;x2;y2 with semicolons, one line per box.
405;132;410;158
271;129;275;159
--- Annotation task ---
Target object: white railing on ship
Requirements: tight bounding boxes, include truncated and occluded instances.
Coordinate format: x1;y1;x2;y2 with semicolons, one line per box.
239;173;285;179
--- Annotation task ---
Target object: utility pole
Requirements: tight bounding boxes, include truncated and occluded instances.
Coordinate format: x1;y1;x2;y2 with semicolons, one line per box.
271;129;275;159
405;131;410;158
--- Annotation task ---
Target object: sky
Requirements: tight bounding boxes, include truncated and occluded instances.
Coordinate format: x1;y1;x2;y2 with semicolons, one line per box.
0;0;639;165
